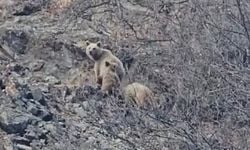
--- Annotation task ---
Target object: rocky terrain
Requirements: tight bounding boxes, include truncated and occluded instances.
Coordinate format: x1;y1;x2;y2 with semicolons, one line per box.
0;0;250;149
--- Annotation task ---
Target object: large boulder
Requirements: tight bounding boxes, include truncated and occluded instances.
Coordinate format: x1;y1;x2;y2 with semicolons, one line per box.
0;108;36;134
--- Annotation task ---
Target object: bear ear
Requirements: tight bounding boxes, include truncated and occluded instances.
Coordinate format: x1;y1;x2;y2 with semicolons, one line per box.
96;41;101;47
86;40;90;46
105;61;110;67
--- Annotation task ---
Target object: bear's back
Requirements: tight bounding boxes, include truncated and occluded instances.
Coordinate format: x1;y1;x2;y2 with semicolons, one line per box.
124;82;154;107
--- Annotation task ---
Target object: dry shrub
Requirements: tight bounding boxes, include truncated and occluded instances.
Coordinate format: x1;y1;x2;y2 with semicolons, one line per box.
47;0;74;15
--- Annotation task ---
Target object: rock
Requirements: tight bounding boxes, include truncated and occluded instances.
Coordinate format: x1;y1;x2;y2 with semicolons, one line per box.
31;88;46;106
24;130;37;141
26;92;33;100
12;136;31;145
82;101;89;110
15;144;32;150
13;3;41;16
0;109;34;134
8;63;26;75
45;76;61;85
32;84;49;93
27;103;40;116
58;118;66;128
0;43;16;61
74;106;87;118
1;30;29;55
27;103;53;121
58;122;66;128
15;98;27;108
30;60;45;72
0;78;4;89
41;111;53;121
19;84;33;100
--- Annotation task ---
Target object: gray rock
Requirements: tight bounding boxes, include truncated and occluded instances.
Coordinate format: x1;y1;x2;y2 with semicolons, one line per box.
8;63;26;75
0;78;4;89
27;103;53;121
1;30;29;55
18;84;33;100
12;136;31;145
15;144;32;150
44;76;61;85
74;106;87;118
30;60;45;72
13;3;41;16
24;130;37;141
0;109;34;134
31;88;46;106
40;110;53;122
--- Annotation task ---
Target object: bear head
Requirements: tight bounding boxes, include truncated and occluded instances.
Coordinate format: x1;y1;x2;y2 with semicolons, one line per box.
85;41;103;61
105;61;118;72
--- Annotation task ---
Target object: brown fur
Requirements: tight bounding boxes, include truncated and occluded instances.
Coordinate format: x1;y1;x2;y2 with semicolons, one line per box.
124;82;155;107
85;41;125;85
101;61;121;92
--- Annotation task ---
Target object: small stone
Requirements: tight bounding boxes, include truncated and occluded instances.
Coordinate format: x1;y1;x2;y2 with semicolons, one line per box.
16;144;32;150
25;91;33;99
154;69;160;73
39;139;46;145
45;76;61;85
82;101;89;109
99;119;104;124
42;129;49;135
12;64;24;73
25;131;37;141
31;88;46;106
74;107;87;118
12;136;31;145
38;122;44;128
41;111;53;121
58;122;66;128
73;103;80;108
31;61;45;72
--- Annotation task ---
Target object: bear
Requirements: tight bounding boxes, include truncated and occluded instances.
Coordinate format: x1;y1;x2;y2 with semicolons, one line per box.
101;61;121;93
85;41;125;85
123;82;156;108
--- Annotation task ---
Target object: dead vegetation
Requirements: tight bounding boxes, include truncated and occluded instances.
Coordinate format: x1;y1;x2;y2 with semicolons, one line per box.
58;0;250;149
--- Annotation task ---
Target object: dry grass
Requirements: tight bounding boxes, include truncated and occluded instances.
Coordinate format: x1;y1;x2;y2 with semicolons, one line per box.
47;0;74;15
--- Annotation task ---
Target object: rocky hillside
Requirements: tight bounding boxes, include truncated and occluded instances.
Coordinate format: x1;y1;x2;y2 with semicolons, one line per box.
0;0;250;149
